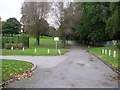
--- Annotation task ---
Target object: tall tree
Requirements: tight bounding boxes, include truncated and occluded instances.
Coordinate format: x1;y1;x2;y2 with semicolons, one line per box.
21;1;50;45
48;26;57;37
75;2;112;46
53;2;83;48
2;18;21;36
105;3;119;40
51;2;65;47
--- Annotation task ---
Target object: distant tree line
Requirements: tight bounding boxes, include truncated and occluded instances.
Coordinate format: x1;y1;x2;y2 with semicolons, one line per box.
21;2;120;47
1;2;119;47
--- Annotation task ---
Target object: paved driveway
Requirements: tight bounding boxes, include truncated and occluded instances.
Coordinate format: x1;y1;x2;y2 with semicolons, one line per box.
1;42;118;88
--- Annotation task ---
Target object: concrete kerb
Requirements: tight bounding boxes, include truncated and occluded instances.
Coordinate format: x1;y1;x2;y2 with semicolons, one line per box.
87;50;120;75
2;62;37;87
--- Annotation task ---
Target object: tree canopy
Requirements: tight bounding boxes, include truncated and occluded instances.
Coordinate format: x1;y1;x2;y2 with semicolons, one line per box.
21;1;119;47
73;2;119;46
21;2;50;45
2;18;21;36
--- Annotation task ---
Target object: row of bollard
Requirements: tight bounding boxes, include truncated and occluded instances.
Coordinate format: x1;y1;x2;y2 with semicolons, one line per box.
102;49;117;58
34;48;61;55
48;49;61;55
11;47;61;55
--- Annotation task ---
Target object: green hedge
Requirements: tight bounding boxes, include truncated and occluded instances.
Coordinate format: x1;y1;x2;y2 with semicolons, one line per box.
2;34;29;48
2;36;21;44
21;33;29;48
117;44;120;50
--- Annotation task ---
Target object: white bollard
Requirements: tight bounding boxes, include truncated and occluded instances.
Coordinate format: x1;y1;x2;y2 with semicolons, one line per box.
102;49;104;54
113;51;116;58
58;49;61;55
34;48;36;53
48;49;50;54
105;50;107;55
23;47;25;51
11;47;13;50
88;46;90;48
108;50;111;56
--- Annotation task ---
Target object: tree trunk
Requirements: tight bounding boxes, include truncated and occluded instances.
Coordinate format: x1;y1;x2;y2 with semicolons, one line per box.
62;37;66;48
36;34;40;45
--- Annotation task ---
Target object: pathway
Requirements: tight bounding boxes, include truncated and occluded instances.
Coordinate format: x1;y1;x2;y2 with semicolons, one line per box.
1;42;118;88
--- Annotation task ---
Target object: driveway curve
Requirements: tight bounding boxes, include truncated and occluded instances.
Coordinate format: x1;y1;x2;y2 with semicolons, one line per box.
1;42;118;88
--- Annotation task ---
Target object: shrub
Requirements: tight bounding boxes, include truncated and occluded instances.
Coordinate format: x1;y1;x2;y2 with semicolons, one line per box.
5;43;23;50
17;43;23;49
2;34;29;48
5;43;12;49
117;44;120;50
21;33;29;48
0;42;4;49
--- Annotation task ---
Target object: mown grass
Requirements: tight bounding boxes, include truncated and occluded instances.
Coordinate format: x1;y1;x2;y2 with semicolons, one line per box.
0;59;33;81
2;36;67;56
89;46;119;68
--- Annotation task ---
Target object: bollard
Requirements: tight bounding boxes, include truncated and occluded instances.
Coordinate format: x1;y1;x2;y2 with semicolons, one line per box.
23;47;25;51
34;48;36;53
113;51;116;58
88;46;90;48
108;50;111;56
105;50;107;55
11;47;13;50
58;49;61;55
102;49;104;54
48;49;50;54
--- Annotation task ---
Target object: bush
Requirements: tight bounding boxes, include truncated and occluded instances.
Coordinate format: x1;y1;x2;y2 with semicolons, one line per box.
0;42;4;49
117;44;120;50
2;34;29;48
21;33;29;48
5;43;12;49
5;43;23;49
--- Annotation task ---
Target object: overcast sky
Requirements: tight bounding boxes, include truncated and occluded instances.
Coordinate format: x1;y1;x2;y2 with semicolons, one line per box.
0;0;24;21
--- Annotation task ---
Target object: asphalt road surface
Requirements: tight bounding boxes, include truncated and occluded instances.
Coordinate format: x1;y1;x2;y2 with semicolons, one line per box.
1;42;118;88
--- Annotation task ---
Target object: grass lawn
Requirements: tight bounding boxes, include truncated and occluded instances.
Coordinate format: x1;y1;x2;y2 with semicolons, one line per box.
0;59;33;81
89;46;119;68
2;36;67;56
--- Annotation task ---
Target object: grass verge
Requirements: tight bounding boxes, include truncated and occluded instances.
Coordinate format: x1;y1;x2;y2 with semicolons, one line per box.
88;46;119;68
2;36;68;56
0;59;33;81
